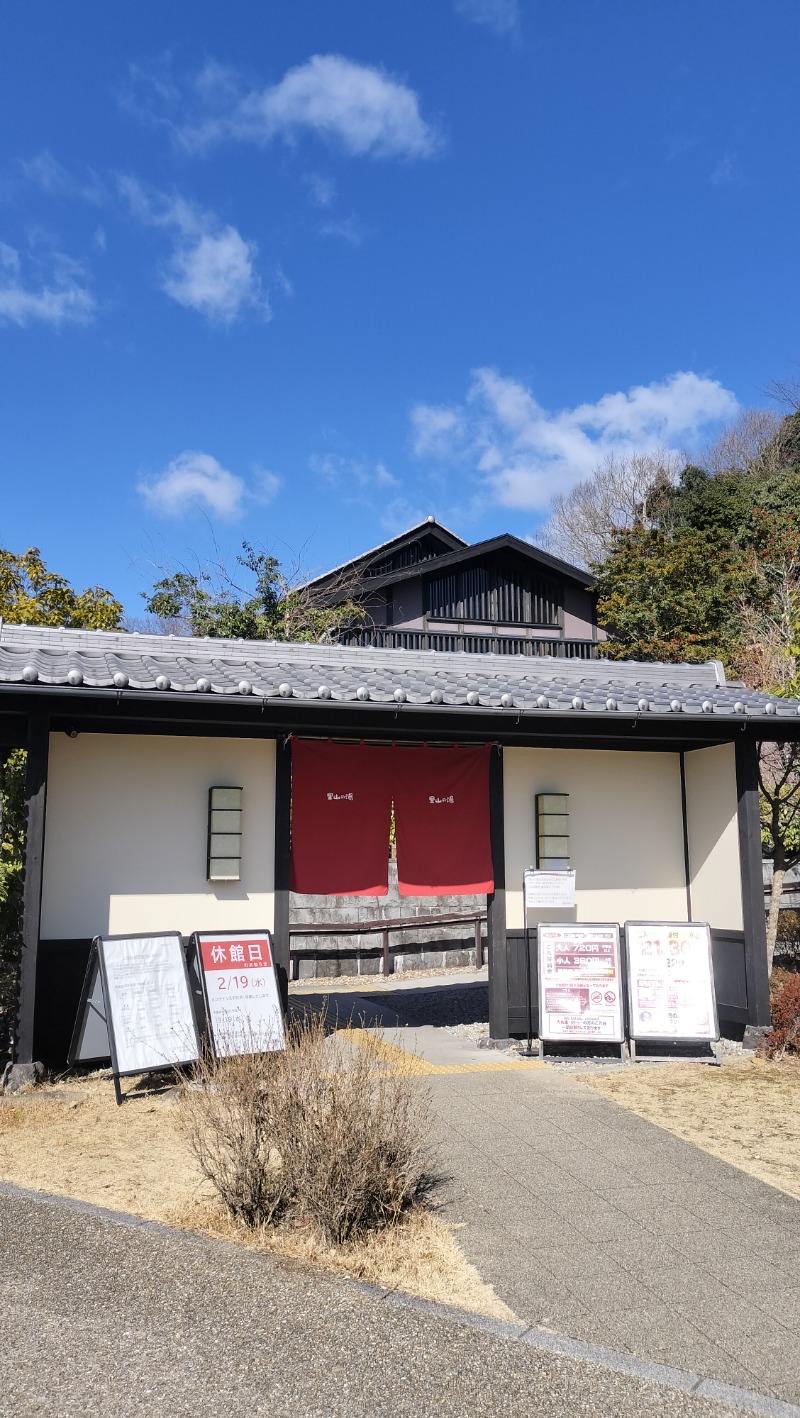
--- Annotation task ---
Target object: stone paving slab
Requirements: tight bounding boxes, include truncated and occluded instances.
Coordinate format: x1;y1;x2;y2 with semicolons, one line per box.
425;1066;800;1404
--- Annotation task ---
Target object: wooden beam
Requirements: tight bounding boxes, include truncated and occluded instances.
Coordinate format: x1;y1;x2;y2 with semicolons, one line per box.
273;735;291;1011
13;711;50;1065
487;743;509;1039
735;736;771;1027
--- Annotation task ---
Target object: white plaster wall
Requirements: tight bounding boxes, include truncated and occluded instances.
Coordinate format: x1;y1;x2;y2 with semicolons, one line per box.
41;734;275;939
504;747;688;928
683;742;743;929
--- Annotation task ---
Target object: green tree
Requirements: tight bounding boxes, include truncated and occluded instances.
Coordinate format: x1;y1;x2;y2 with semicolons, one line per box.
0;547;122;1049
0;547;122;630
593;524;748;663
143;541;366;644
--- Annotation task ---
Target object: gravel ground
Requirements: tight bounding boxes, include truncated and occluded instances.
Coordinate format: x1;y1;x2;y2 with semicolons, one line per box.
0;1187;757;1418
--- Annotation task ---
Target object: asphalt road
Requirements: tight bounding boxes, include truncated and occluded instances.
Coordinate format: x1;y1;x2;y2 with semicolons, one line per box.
0;1187;781;1418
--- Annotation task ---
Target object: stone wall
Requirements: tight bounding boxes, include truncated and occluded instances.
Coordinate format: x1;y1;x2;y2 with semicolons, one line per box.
289;861;486;978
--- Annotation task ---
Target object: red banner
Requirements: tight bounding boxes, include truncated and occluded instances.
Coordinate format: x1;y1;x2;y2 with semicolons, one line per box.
393;745;494;896
289;740;393;896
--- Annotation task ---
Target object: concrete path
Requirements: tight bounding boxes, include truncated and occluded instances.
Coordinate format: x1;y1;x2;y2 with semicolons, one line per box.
0;1186;781;1418
292;972;800;1406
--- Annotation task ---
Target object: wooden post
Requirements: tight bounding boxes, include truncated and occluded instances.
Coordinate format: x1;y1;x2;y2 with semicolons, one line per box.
735;735;771;1027
487;744;509;1039
12;711;50;1069
381;928;390;977
273;736;291;1012
474;916;483;969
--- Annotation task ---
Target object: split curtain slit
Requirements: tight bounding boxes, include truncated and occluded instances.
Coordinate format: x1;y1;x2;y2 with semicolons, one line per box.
289;739;494;898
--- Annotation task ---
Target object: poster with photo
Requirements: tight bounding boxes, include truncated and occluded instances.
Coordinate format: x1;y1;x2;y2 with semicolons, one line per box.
196;930;285;1057
537;924;624;1042
624;922;718;1042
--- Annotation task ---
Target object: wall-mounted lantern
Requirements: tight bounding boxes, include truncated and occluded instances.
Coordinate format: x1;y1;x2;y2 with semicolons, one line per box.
536;793;569;870
208;786;243;881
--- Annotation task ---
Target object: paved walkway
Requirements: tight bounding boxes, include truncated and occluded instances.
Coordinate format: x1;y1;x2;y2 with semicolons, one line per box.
292;972;800;1407
0;1186;776;1418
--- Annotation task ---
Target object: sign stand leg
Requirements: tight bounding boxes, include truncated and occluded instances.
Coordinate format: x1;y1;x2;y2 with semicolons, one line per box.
113;1072;124;1107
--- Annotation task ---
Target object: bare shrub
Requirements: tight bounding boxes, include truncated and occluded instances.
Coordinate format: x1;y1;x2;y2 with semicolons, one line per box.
766;975;800;1058
275;1014;437;1246
179;1014;438;1247
180;1045;293;1228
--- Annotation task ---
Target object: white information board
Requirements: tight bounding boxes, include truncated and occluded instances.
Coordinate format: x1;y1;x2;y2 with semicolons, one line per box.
98;934;201;1076
624;921;718;1042
524;869;576;910
538;924;624;1042
196;930;285;1057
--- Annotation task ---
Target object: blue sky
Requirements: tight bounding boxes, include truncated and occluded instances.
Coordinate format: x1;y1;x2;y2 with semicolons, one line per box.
1;0;799;613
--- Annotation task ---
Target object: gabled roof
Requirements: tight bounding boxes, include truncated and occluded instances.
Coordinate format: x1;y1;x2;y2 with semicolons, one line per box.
364;533;596;592
0;622;797;726
303;518;466;590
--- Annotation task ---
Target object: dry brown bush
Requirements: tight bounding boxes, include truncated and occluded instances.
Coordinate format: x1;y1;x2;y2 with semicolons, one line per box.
179;1014;438;1246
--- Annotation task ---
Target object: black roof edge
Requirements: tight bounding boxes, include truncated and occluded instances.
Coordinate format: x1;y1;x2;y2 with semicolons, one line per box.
349;533;595;593
302;519;467;589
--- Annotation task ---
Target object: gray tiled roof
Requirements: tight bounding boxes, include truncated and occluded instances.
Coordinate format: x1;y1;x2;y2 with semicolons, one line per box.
0;622;798;721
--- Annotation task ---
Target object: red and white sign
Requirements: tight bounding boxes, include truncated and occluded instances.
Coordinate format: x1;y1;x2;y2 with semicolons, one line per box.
538;925;624;1042
197;931;285;1057
625;922;718;1041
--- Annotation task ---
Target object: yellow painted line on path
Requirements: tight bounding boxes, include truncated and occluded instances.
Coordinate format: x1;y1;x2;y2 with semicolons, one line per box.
338;1028;544;1077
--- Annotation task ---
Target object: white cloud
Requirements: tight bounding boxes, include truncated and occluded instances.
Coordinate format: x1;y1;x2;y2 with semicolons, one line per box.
251;467;281;504
310;453;398;488
453;0;521;37
118;176;268;323
138;451;247;520
320;214;367;246
0;241;95;328
411;368;739;511
305;173;336;207
125;54;442;160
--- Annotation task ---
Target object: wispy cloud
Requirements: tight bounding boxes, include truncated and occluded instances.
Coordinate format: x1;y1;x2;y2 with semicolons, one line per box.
138;450;281;520
123;54;443;160
320;214;368;246
18;149;104;203
411;368;738;511
453;0;521;39
310;453;398;489
710;153;739;186
305;173;337;207
118;176;268;323
0;239;95;328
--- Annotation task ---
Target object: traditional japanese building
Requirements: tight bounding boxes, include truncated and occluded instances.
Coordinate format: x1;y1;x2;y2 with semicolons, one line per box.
1;620;794;1073
307;517;605;659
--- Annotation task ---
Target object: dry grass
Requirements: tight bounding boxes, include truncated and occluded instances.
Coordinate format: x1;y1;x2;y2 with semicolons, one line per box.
0;1072;515;1322
578;1056;800;1200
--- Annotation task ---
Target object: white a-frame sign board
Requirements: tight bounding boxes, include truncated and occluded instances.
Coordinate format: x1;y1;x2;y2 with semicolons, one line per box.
69;933;201;1103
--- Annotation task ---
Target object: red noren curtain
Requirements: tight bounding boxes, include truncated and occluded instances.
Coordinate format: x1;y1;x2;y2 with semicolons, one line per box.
393;744;494;897
289;740;393;896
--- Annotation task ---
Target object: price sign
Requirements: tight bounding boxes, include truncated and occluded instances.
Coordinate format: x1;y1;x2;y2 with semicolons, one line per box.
97;933;200;1077
625;921;718;1042
524;869;576;909
538;924;624;1042
196;930;285;1057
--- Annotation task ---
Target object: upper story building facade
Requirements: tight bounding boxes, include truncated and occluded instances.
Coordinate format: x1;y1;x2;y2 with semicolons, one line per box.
306;518;606;659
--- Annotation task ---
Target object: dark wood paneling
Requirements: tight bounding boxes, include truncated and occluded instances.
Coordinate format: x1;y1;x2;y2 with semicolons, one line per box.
273;736;291;1011
425;558;561;627
487;745;509;1038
